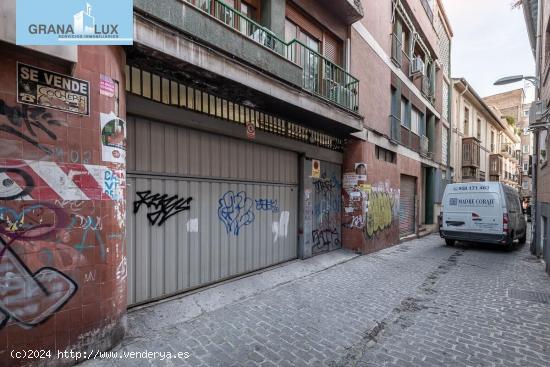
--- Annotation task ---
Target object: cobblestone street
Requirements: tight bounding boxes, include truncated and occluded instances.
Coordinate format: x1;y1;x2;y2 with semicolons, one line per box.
85;234;550;367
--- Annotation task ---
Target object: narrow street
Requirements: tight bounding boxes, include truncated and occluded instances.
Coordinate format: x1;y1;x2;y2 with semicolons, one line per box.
85;233;550;367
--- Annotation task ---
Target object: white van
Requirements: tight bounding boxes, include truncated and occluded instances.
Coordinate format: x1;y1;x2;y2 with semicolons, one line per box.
439;182;527;247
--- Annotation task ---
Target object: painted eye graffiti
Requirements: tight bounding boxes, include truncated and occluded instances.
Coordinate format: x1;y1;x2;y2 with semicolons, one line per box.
0;168;34;200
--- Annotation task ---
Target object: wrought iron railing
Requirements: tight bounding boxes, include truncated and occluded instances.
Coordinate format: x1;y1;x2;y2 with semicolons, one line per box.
389;115;401;142
391;33;402;66
286;40;359;111
185;0;359;112
420;0;434;21
420;135;429;156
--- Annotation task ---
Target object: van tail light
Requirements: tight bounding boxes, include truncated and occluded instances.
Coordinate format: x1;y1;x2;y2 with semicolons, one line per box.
503;213;509;234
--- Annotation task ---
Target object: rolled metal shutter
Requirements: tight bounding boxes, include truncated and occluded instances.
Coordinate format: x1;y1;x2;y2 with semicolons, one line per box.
126;116;299;306
399;175;416;237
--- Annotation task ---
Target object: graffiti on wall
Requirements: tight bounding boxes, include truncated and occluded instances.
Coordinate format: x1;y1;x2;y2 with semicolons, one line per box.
343;179;400;239
0;202;78;329
255;199;279;213
134;191;192;226
0;100;63;155
0;157;125;330
218;191;287;237
312;228;340;253
218;191;255;236
311;172;342;254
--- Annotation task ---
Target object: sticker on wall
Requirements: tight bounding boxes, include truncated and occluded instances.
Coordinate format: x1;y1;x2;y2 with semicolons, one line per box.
100;112;126;164
99;74;115;97
312;160;321;178
246;121;256;140
17;62;89;115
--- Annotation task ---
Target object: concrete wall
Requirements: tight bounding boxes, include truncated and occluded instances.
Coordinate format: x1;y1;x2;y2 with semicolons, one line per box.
0;46;127;366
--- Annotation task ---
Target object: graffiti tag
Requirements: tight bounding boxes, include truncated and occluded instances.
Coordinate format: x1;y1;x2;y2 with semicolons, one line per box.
0;100;63;155
218;191;255;236
255;199;279;213
134;190;192;226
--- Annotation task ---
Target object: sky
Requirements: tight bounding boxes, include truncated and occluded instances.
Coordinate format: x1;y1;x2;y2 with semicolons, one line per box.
442;0;536;103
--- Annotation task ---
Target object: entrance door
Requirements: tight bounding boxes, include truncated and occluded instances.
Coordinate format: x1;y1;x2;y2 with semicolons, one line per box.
126;116;299;306
311;161;342;255
399;174;416;237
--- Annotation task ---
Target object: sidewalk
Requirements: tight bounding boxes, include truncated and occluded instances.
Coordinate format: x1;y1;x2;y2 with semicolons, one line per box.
82;234;550;367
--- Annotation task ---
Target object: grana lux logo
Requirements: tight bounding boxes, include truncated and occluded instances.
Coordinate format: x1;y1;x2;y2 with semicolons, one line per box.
28;3;119;39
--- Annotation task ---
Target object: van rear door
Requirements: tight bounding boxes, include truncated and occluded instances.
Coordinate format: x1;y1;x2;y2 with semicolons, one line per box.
443;191;502;234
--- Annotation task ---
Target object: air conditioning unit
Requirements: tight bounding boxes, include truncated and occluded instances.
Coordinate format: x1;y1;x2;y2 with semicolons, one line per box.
529;100;545;125
410;57;425;76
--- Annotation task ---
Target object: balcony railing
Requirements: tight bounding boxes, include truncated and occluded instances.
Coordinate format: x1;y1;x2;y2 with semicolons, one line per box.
421;75;432;100
489;154;503;176
287;40;359;112
185;0;359;112
420;135;429;156
500;143;513;157
391;33;402;66
421;0;434;21
462;137;481;168
389;115;401;142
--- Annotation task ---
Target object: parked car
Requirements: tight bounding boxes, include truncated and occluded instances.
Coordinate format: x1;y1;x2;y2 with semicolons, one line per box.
439;182;527;247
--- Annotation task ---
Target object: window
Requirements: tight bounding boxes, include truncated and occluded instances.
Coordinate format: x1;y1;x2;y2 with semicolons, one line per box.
522;180;529;190
411;108;420;135
477;118;481;140
523;162;529;172
464;107;470;136
524;109;529;117
490;131;495;152
441;170;447;180
523;144;530;154
401;98;410;128
376;146;397;164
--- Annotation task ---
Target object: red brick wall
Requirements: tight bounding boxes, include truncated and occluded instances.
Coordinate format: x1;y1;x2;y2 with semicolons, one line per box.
0;45;127;366
342;139;421;254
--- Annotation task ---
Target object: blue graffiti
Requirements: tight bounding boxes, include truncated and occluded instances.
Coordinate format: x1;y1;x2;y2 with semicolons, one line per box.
218;191;255;235
255;199;279;213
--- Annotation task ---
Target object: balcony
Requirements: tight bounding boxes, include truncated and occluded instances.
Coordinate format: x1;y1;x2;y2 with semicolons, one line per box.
421;75;433;101
389;115;401;143
462;137;481;168
500;143;513;157
420;135;430;157
180;0;360;113
391;33;403;67
489;153;503;178
421;0;434;21
287;40;359;112
316;0;364;24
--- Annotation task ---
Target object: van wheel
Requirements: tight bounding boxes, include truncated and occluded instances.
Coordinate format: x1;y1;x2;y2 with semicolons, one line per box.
445;239;455;246
518;231;527;245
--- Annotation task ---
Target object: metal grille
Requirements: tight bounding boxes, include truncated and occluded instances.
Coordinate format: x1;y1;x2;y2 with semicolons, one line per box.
399;175;416;237
125;65;344;152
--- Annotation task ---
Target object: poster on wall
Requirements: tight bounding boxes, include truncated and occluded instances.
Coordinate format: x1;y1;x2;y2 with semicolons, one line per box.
100;112;126;164
17;62;89;115
312;160;321;178
100;74;116;97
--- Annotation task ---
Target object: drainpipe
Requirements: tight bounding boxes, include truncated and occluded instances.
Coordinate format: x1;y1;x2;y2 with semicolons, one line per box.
454;81;469;182
531;0;542;255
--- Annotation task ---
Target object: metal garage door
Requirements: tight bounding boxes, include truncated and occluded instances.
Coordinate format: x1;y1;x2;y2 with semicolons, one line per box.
126;116;299;306
399;175;416;238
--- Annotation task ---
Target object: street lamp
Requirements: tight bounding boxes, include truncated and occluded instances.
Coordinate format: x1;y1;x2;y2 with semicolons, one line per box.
494;75;538;87
494;74;541;256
